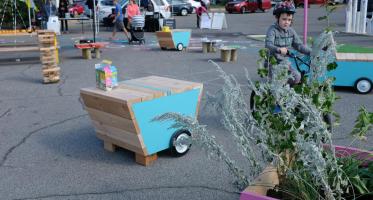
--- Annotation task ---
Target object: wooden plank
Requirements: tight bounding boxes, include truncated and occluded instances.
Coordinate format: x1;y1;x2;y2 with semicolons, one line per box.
336;53;373;61
135;153;157;166
0;46;39;52
81;92;134;119
86;107;140;134
195;85;204;118
42;67;60;73
244;166;279;195
96;131;146;155
119;84;165;99
125;76;203;94
92;120;142;148
40;46;56;51
81;86;159;104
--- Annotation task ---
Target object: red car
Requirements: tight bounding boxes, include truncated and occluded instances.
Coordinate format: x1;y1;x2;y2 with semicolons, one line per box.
225;0;272;14
69;3;85;17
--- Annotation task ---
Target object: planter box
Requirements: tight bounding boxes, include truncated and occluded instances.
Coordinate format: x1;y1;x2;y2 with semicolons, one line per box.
240;146;373;200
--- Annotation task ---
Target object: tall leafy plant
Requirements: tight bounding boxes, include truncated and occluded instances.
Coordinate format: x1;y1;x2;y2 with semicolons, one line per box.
154;31;373;199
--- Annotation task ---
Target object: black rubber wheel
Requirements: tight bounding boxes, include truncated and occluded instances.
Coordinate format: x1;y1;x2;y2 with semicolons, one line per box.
161;47;167;50
240;7;246;14
180;8;188;16
170;130;192;156
177;43;184;51
354;78;372;94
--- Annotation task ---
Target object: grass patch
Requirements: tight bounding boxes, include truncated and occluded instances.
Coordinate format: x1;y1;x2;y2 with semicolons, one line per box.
337;44;373;53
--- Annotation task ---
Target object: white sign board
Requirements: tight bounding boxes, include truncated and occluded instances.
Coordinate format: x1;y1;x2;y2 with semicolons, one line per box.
200;13;227;30
200;13;212;29
211;13;227;30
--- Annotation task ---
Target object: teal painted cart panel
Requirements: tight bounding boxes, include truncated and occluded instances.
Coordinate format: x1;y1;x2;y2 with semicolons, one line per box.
327;61;373;87
132;88;201;155
172;30;191;48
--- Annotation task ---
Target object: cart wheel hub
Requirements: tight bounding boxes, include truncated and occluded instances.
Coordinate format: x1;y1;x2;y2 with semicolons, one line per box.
174;133;191;153
357;80;371;93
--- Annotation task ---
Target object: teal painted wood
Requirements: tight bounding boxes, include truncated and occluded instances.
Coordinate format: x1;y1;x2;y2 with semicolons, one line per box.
172;31;191;48
132;88;201;155
328;61;373;86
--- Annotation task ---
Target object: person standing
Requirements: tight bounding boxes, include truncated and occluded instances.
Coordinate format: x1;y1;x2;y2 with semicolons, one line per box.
126;0;141;30
43;0;56;29
196;1;210;28
59;0;69;33
111;0;131;41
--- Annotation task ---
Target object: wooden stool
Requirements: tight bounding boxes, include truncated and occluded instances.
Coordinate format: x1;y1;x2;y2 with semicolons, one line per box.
220;47;238;62
202;41;217;53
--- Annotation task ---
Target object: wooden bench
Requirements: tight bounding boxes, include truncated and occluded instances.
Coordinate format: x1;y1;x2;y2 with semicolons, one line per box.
220;47;238;62
75;43;107;59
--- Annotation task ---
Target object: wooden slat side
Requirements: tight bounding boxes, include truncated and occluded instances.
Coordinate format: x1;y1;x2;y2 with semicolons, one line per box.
128;76;203;94
195;85;203;118
147;76;202;88
119;84;165;99
112;88;155;102
96;131;147;155
81;87;143;104
86;107;139;134
336;53;373;61
92;120;141;147
0;46;39;52
81;92;134;119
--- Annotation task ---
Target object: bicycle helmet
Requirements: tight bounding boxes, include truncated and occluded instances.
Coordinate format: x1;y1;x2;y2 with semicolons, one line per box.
273;1;296;16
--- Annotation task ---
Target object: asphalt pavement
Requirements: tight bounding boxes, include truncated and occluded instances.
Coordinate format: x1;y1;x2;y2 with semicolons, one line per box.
0;5;372;200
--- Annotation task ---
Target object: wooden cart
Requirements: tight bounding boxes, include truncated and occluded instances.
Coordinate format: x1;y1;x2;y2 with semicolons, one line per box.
328;52;373;94
80;76;203;166
156;29;191;51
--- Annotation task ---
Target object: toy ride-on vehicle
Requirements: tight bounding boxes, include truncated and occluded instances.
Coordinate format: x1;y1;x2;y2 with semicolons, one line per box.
156;29;191;51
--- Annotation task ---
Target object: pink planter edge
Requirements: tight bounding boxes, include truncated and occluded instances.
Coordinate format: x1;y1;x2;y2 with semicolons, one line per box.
240;145;373;200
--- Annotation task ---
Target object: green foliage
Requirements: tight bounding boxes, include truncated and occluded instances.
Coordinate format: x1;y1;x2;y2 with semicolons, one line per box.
351;107;373;141
319;1;339;30
0;0;29;29
154;31;373;200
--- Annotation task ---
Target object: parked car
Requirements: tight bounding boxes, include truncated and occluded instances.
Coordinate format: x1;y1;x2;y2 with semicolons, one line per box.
225;0;272;14
271;0;282;7
96;0;116;22
187;0;201;13
69;2;85;17
167;0;193;16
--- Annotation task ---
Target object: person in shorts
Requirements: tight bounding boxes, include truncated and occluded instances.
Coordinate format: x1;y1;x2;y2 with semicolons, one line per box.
111;0;131;41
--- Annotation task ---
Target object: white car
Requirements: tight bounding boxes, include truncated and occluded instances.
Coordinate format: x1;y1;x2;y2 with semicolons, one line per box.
188;0;201;13
97;0;115;23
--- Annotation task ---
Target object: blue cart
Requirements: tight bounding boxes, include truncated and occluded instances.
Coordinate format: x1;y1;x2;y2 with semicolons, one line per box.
328;53;373;94
81;76;203;166
156;29;191;51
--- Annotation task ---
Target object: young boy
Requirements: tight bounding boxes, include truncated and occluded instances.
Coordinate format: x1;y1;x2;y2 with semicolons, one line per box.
265;1;311;85
111;0;131;41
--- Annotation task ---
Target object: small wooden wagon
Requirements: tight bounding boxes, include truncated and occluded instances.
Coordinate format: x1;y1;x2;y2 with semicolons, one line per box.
155;29;191;51
80;76;203;166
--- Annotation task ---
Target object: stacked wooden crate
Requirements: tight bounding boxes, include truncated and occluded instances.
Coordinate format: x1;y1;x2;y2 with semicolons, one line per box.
37;30;60;83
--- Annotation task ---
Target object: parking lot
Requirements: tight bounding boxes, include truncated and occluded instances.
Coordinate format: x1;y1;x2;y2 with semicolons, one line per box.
0;5;372;200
